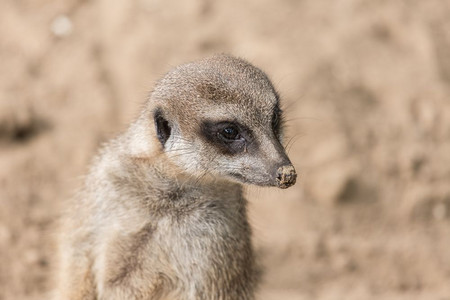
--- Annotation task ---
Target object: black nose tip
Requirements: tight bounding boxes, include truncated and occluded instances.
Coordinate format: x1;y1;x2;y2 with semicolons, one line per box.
276;165;297;189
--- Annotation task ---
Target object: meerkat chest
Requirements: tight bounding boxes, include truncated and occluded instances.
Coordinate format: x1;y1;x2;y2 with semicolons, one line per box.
155;196;254;282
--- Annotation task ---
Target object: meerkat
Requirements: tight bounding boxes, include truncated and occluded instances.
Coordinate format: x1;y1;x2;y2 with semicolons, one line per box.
55;54;297;300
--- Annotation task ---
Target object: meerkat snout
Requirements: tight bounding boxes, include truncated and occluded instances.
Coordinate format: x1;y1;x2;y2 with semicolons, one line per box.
276;164;297;189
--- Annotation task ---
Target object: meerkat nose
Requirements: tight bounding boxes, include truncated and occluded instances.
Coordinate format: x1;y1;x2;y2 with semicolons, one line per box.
275;164;297;189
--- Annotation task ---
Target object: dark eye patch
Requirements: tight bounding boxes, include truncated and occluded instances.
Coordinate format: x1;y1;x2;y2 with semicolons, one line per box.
200;121;256;155
272;104;283;137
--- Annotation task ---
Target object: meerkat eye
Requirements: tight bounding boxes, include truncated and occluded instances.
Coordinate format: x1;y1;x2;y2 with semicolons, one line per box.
200;121;252;155
219;126;240;141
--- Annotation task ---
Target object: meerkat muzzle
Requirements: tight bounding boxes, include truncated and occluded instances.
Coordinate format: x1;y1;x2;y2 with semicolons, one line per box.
276;165;297;189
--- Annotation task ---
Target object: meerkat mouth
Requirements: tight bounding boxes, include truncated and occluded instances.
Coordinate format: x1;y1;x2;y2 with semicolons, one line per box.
226;166;297;189
228;171;246;181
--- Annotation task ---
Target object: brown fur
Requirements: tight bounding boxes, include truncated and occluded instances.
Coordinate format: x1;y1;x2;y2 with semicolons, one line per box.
54;55;296;299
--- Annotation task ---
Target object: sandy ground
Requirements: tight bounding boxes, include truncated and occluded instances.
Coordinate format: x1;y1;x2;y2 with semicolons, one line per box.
1;0;450;299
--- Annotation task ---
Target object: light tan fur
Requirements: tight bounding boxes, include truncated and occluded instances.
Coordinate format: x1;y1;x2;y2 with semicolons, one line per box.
55;55;296;300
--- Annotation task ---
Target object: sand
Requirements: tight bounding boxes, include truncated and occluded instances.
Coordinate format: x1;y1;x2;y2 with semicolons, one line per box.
1;0;449;299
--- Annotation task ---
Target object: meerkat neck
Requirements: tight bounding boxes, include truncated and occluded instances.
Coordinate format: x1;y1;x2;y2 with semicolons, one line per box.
103;131;241;205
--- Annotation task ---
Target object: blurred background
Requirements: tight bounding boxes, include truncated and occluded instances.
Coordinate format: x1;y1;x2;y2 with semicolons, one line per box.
1;0;449;299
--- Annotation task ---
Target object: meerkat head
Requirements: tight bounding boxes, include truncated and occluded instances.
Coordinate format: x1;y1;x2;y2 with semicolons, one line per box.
147;55;296;189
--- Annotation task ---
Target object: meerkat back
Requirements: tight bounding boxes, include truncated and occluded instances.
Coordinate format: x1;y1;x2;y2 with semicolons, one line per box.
55;54;296;300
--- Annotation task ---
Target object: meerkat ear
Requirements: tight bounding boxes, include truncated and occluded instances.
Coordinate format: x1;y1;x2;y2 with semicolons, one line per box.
154;108;171;147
